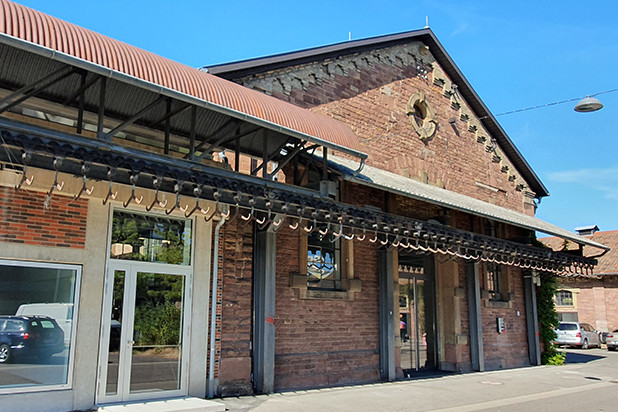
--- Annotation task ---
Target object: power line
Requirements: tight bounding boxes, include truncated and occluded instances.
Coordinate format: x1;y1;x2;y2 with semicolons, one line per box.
480;87;618;119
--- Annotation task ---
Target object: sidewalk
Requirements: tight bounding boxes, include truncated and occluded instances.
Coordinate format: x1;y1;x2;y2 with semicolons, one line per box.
219;351;618;412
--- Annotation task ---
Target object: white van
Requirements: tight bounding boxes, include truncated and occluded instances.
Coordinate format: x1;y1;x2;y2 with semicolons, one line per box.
15;303;73;346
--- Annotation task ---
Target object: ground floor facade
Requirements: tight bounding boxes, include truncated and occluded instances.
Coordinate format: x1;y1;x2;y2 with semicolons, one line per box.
0;165;545;411
0;169;215;411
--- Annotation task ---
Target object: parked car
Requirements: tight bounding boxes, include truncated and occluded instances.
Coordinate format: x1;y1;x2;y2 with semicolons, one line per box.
15;303;73;346
606;330;618;351
554;321;601;349
0;315;64;363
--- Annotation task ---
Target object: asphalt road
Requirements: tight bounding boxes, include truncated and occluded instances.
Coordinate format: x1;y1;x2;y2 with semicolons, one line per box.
220;348;618;412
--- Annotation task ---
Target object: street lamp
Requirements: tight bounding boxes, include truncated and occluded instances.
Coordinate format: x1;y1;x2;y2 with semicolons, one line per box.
574;96;604;112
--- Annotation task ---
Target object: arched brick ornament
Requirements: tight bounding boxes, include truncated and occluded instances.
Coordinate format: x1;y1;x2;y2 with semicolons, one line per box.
406;91;437;143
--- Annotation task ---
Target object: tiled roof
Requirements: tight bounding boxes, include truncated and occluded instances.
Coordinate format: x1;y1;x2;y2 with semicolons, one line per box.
0;0;363;154
540;230;618;275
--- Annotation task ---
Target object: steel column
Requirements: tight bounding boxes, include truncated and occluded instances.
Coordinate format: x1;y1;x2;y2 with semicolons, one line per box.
379;248;396;381
524;273;541;365
467;262;484;371
97;77;107;140
253;226;276;394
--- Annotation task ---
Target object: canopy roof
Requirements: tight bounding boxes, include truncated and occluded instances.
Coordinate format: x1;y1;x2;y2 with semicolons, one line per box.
0;0;366;161
327;154;608;252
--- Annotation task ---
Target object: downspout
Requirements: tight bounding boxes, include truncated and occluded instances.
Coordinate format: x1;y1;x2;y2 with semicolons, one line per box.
208;211;227;398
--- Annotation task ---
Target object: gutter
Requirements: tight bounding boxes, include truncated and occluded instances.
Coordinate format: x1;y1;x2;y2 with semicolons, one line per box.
208;212;227;398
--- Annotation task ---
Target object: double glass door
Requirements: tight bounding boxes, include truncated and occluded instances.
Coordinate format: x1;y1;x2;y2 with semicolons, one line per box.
98;262;191;403
399;271;436;376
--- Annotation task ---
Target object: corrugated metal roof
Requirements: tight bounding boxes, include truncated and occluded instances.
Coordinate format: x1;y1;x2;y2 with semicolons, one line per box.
327;154;609;251
207;28;549;198
0;0;364;156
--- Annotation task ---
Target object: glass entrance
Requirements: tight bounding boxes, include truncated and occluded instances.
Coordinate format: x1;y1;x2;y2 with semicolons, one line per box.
399;270;436;377
98;262;190;403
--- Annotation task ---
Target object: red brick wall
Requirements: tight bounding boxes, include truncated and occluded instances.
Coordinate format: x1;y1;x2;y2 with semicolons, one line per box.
218;219;254;396
274;183;384;390
231;43;534;214
274;226;381;390
0;187;87;248
480;267;530;369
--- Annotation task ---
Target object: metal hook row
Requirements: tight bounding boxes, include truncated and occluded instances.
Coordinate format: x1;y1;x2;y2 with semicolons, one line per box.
12;164;592;274
43;157;64;209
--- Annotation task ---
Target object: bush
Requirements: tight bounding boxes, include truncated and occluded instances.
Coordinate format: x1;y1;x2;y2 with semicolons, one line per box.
134;301;181;346
536;272;564;365
543;350;566;366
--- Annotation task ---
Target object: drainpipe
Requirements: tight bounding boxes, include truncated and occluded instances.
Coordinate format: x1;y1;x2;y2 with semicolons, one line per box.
208;211;227;398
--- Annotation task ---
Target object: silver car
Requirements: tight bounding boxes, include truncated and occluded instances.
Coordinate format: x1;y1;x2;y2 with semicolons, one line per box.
554;322;601;349
606;330;618;351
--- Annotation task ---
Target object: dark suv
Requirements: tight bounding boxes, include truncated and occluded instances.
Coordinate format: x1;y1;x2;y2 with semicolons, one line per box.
0;315;65;363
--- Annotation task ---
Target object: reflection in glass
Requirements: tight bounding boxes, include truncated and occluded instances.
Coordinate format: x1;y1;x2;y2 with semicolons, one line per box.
0;261;78;388
110;211;192;265
399;273;435;377
105;270;125;396
307;231;341;290
129;272;185;393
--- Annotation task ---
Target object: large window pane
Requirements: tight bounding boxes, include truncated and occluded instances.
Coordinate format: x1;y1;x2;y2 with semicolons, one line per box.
0;261;79;389
110;211;192;265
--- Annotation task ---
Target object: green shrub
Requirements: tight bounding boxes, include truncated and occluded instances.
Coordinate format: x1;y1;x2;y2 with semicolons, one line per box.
536;272;563;365
543;350;566;366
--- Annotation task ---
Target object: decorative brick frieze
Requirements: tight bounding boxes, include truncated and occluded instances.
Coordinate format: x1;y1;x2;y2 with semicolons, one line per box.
231;42;534;213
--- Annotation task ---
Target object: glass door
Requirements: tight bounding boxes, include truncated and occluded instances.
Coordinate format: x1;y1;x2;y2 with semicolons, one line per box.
399;272;436;377
98;262;190;403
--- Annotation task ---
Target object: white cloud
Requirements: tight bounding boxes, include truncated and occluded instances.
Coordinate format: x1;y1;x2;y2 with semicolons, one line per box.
547;166;618;199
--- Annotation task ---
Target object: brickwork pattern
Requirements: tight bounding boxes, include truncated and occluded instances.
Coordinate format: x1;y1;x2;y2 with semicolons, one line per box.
232;42;533;214
274;225;381;390
218;219;254;395
480;267;530;369
0;187;87;248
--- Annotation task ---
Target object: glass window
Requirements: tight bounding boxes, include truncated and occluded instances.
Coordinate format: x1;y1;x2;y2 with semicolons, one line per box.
110;210;192;265
556;290;574;306
0;260;80;390
307;230;341;290
486;263;503;301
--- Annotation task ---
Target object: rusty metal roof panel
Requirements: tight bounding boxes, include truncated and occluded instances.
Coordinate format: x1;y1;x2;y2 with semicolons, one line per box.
0;0;364;154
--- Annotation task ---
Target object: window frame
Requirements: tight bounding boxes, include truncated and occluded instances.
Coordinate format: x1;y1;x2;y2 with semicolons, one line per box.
0;259;81;394
486;262;503;301
306;228;343;291
555;290;574;307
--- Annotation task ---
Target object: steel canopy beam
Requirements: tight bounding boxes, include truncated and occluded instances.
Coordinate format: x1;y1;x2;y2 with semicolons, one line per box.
0;117;598;274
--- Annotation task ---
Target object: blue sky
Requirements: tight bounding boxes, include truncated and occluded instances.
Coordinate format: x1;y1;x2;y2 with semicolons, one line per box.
16;0;618;234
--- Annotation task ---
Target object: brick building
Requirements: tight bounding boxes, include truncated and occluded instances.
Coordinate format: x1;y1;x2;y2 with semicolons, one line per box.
0;2;609;411
540;228;618;334
205;32;609;391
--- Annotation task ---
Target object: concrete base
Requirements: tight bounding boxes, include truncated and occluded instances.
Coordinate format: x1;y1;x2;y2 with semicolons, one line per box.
97;397;225;412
